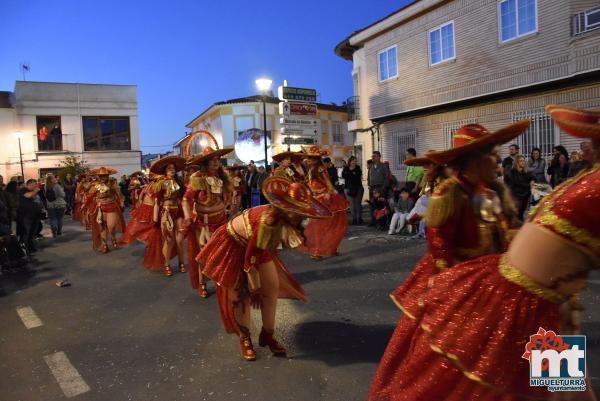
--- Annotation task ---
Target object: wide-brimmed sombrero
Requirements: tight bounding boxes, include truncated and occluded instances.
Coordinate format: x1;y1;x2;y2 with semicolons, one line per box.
302;146;330;158
404;156;433;167
546;104;600;140
187;147;234;166
90;166;117;176
129;171;145;178
273;151;305;162
404;150;437;166
426;120;530;164
262;176;332;219
150;155;186;174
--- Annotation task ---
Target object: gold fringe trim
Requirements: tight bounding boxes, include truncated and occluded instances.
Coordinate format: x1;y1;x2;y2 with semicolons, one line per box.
424;178;464;227
423;334;548;401
389;293;417;321
498;255;568;304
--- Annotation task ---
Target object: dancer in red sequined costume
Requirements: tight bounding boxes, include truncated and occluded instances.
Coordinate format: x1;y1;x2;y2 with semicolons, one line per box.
147;156;187;276
87;167;125;253
127;171;145;212
225;164;246;216
272;151;307;183
198;176;332;361
298;146;349;259
73;173;88;226
120;173;163;269
182;147;234;298
369;122;529;401
368;106;599;401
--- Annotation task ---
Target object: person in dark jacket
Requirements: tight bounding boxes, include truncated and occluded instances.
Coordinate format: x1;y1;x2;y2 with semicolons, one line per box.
508;155;535;221
0;198;11;236
502;143;519;184
552;153;571;188
323;157;341;193
1;181;19;224
527;147;546;183
62;173;76;215
17;179;42;252
342;156;364;225
546;145;569;187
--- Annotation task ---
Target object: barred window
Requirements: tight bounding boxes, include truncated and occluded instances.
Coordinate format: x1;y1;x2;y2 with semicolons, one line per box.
513;110;557;158
389;129;417;171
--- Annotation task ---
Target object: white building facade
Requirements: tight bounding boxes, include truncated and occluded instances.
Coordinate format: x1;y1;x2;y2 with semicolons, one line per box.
180;95;353;166
0;81;142;180
336;0;600;179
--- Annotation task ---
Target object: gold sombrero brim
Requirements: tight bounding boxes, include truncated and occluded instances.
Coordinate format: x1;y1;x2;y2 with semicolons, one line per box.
186;147;234;166
426;119;530;164
150;156;186;174
272;151;305;162
546;104;600;140
90;167;118;175
262;176;333;219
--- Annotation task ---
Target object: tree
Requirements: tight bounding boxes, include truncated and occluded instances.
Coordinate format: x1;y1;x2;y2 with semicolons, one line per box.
56;155;90;181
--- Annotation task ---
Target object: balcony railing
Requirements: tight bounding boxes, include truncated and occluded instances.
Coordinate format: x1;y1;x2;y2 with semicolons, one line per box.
346;96;360;121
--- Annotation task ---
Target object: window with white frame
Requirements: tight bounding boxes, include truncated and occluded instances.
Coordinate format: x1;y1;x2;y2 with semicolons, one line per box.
513;110;557;158
499;0;537;43
378;46;398;82
332;122;343;144
429;21;455;65
573;7;600;35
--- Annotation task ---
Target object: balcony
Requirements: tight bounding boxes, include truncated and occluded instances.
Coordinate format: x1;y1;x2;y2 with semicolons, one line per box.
346;96;365;132
346;96;360;121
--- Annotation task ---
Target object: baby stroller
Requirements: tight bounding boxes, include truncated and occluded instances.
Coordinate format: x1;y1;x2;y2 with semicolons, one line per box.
0;234;29;273
531;183;552;207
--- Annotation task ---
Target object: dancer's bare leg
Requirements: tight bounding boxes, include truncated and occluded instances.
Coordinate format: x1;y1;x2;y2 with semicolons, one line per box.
258;261;279;331
175;217;185;270
161;213;176;275
105;213;120;246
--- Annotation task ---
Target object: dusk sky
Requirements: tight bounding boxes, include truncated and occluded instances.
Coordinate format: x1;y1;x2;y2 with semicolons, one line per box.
0;0;412;155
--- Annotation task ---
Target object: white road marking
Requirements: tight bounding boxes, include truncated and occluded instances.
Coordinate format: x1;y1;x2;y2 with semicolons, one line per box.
16;306;43;329
44;352;90;398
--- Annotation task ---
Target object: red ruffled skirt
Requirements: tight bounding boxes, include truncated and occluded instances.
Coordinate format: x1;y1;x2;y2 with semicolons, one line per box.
299;193;349;257
119;204;164;270
187;212;228;291
198;224;307;334
368;254;563;401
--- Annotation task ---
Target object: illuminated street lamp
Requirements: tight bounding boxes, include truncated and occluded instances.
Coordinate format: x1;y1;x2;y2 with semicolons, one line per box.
13;131;24;180
255;78;272;170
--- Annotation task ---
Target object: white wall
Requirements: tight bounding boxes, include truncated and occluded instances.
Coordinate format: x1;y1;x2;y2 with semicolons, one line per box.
0;81;143;178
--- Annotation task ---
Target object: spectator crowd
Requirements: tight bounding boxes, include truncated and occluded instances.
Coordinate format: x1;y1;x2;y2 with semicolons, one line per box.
0;172;75;270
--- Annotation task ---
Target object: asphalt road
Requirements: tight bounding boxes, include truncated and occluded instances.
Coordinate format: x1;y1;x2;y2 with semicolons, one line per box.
1;218;599;401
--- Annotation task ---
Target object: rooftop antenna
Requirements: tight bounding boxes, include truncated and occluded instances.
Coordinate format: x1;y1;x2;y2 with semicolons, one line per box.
20;63;30;81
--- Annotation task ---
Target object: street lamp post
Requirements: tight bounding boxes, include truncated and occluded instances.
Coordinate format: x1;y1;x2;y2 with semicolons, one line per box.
13;131;24;180
255;78;272;171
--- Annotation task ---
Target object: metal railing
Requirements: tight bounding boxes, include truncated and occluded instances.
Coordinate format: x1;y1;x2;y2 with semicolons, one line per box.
346;96;360;121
